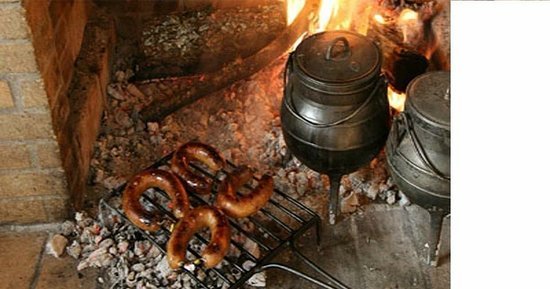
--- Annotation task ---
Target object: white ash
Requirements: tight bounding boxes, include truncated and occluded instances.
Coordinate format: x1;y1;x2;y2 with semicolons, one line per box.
60;206;267;289
88;45;409;289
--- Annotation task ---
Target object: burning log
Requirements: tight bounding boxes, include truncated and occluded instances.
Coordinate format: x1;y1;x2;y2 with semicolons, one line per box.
138;0;321;123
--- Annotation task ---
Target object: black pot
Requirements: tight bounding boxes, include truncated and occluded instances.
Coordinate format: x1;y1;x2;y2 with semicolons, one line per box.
385;70;450;265
280;31;391;224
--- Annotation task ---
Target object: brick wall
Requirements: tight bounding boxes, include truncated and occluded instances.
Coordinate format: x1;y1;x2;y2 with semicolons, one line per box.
22;0;89;134
0;0;72;224
0;0;93;224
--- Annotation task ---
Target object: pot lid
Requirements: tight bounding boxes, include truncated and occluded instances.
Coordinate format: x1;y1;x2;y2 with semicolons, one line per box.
294;31;381;83
405;71;450;129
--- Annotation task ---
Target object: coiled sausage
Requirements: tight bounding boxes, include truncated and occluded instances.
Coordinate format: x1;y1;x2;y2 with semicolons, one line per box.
167;206;231;269
171;142;225;194
122;169;190;231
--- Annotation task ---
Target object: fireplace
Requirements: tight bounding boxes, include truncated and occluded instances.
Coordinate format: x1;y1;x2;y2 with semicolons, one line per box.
0;0;449;223
0;0;449;288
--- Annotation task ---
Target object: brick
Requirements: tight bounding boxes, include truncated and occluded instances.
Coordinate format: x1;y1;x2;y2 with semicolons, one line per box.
0;42;38;73
57;47;75;95
0;171;66;198
0;80;14;108
36;141;62;168
0;4;29;39
50;90;70;134
23;0;56;73
0;144;31;169
48;0;71;30
20;78;49;108
51;1;87;64
0;197;48;223
42;59;63;109
64;0;88;61
0;113;54;140
43;195;69;221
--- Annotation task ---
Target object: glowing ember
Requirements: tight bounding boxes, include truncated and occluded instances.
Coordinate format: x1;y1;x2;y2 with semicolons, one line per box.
388;87;406;112
398;9;418;22
286;0;306;26
373;14;387;25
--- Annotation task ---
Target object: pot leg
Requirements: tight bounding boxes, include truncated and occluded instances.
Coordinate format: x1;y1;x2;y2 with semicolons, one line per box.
427;210;446;267
328;175;342;225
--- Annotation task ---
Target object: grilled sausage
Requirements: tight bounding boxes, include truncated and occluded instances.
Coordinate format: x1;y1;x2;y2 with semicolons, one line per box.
171;142;225;194
167;206;231;269
215;166;274;219
122;169;190;231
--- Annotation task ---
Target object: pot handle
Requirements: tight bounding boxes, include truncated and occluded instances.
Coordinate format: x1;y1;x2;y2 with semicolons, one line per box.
325;37;351;61
284;77;384;128
398;113;450;180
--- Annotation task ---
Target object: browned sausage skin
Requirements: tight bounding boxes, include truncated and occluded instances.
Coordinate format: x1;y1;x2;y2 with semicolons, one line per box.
171;142;226;194
167;206;231;269
122;169;190;231
215;166;274;219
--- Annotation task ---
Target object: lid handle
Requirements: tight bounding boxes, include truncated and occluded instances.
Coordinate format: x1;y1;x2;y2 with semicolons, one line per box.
325;37;351;61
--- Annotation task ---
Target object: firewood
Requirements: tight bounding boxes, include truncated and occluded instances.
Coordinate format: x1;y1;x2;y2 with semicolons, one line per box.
138;0;320;123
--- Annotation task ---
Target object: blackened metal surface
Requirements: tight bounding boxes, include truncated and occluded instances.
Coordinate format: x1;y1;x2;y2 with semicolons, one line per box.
281;31;390;224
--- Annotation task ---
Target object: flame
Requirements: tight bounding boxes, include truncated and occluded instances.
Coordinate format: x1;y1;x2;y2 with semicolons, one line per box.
317;0;338;32
397;8;420;44
287;0;306;26
388;87;406;112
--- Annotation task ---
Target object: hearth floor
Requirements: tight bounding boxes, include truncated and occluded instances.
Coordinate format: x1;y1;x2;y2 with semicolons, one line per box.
0;231;99;289
0;203;448;289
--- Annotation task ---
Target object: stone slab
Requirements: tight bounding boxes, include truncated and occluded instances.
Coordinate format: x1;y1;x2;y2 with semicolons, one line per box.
35;255;99;289
0;232;47;289
266;204;450;289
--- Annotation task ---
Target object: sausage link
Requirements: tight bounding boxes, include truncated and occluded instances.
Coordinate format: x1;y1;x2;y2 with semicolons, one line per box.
167;206;231;269
122;169;190;231
215;166;274;219
171;142;225;194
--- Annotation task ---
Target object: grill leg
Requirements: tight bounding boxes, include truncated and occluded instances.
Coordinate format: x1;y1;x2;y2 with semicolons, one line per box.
328;174;342;225
427;210;446;266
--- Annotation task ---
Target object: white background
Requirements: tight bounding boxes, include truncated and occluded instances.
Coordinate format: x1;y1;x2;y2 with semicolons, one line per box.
452;1;550;288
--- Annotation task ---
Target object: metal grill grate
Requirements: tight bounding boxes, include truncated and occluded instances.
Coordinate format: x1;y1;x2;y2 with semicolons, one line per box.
101;152;351;289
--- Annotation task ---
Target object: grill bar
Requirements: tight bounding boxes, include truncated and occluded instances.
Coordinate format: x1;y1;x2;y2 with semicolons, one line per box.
101;151;351;289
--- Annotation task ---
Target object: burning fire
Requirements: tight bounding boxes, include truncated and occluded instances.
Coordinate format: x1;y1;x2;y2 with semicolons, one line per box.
398;9;418;22
286;0;305;26
317;0;338;32
373;14;388;25
387;87;406;112
286;0;369;34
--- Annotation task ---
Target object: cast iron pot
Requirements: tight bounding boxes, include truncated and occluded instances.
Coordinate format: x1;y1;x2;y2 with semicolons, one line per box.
280;31;391;224
385;70;450;266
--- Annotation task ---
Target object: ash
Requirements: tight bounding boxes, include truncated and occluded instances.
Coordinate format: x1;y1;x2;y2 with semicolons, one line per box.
86;18;411;289
91;54;408;216
61;204;265;289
